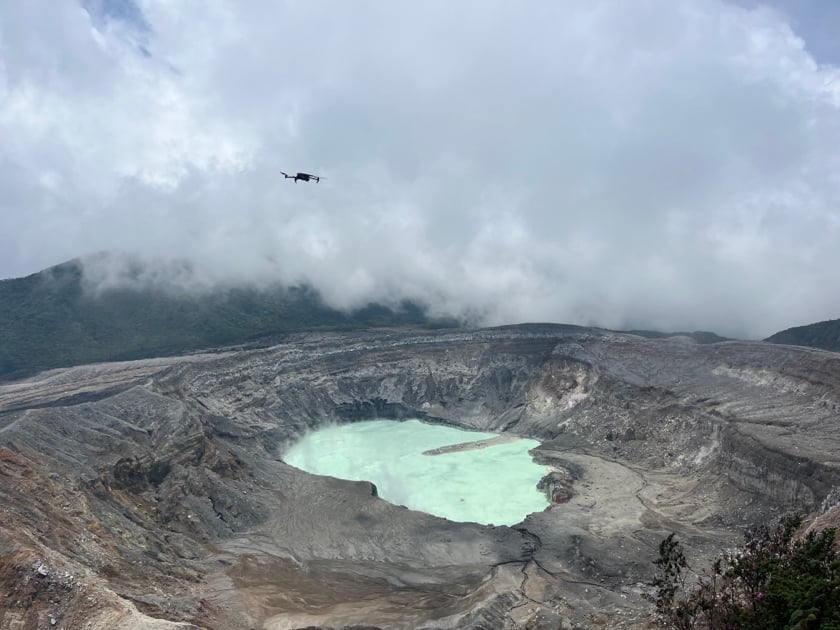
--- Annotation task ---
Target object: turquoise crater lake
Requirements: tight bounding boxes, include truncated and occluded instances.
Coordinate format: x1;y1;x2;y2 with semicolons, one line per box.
283;419;549;526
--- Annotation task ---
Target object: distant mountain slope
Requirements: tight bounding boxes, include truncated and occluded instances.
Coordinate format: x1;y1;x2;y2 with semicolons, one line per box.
620;329;731;344
765;318;840;352
0;260;455;381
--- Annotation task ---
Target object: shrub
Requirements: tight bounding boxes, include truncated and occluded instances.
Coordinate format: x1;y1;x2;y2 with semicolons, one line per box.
648;516;840;629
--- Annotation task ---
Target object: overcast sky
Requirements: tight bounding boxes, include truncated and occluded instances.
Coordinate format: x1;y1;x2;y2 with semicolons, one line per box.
2;1;840;338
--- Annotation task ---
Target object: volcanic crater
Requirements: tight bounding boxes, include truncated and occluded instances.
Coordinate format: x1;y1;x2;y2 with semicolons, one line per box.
2;324;840;629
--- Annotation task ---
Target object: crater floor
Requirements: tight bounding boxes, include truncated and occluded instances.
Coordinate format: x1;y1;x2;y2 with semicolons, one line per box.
2;324;840;629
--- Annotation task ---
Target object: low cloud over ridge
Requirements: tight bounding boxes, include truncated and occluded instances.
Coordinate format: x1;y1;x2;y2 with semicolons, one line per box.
2;1;840;338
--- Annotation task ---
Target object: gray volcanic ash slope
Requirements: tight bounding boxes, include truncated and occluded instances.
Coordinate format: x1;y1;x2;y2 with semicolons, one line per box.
1;325;840;629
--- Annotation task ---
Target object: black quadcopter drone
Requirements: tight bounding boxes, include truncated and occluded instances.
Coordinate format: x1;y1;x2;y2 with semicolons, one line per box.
280;171;323;183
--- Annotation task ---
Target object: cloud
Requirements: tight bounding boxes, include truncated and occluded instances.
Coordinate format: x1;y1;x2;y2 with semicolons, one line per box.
1;0;840;338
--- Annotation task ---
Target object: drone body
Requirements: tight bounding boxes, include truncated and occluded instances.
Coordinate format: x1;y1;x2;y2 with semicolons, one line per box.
281;171;322;183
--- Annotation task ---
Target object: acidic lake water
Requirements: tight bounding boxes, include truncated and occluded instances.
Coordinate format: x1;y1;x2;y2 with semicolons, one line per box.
283;419;548;526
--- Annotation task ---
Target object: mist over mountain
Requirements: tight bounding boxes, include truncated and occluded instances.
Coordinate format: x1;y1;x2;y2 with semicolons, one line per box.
4;1;840;339
0;254;452;381
9;249;840;383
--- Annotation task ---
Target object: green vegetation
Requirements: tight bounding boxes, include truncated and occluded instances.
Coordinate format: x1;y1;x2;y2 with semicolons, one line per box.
766;319;840;353
0;260;458;381
649;516;840;629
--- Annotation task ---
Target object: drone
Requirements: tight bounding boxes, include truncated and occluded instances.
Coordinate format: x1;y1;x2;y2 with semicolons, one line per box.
281;171;323;183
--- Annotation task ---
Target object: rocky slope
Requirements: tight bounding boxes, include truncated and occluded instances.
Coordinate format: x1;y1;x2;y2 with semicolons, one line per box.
1;324;839;629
